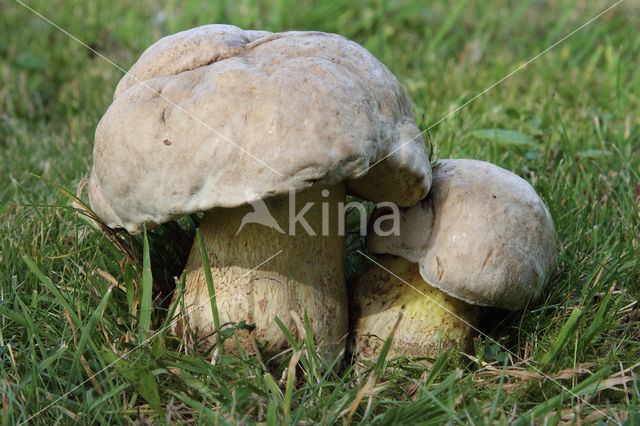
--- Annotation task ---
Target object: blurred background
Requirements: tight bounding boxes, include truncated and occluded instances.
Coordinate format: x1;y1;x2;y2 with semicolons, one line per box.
2;0;638;173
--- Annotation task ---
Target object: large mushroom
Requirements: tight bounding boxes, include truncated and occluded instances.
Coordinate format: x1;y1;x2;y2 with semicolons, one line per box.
349;159;557;359
88;25;431;361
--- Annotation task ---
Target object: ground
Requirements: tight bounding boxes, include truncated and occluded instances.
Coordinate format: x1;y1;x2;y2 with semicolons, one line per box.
1;0;639;423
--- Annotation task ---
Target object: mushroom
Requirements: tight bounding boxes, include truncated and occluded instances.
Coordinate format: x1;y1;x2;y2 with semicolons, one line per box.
88;25;432;361
349;159;557;359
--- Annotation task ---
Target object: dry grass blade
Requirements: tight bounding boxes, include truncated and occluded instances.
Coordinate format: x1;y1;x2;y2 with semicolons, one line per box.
598;376;636;393
283;350;302;420
96;268;127;293
611;360;640;378
474;362;596;387
474;367;545;382
343;374;375;420
553;364;594;380
405;371;429;401
551;405;632;425
250;337;268;372
290;310;307;341
80;355;103;394
73;177;139;265
342;313;403;421
62;308;78;348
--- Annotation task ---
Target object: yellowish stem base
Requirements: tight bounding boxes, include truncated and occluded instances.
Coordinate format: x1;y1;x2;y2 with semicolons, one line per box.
349;255;478;360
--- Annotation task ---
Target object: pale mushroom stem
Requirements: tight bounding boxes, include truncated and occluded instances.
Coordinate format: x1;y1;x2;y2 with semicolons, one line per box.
174;183;348;362
350;255;479;360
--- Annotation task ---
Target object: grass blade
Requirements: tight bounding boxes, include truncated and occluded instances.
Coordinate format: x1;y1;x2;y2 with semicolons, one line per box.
139;224;153;342
273;316;301;352
515;365;613;423
22;256;80;326
283;350;301;420
197;229;223;350
471;128;538;147
577;294;610;355
263;371;284;415
430;0;468;49
70;286;112;380
424;348;451;388
101;347;162;412
540;308;582;365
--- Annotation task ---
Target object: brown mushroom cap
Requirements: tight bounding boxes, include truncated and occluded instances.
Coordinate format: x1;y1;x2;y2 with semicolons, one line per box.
88;24;431;233
367;159;557;310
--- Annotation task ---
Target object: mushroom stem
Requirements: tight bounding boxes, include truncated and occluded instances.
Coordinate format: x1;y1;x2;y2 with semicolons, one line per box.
175;183;348;362
349;255;479;360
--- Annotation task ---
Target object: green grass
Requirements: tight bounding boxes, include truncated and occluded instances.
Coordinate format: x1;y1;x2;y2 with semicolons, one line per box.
2;0;640;423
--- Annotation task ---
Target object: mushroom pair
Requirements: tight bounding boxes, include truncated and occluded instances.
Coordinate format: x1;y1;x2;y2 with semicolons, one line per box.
88;25;432;361
89;24;556;364
349;159;557;359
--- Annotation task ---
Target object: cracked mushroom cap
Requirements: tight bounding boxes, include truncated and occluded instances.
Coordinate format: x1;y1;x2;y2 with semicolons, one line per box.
367;159;557;310
88;24;431;233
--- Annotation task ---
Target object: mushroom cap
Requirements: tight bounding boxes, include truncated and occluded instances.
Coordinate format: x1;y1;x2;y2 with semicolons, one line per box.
367;159;557;310
88;24;431;233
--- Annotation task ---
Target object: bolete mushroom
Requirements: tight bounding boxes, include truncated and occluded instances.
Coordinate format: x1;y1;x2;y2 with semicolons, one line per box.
88;25;432;361
349;159;557;359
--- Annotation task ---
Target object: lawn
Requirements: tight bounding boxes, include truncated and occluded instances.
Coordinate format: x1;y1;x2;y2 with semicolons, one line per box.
1;0;639;423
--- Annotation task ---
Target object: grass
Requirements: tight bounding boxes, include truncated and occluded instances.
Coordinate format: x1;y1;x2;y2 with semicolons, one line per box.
1;0;640;423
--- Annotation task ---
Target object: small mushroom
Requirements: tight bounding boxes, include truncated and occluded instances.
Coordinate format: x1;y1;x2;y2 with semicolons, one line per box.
349;159;557;359
88;25;432;361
